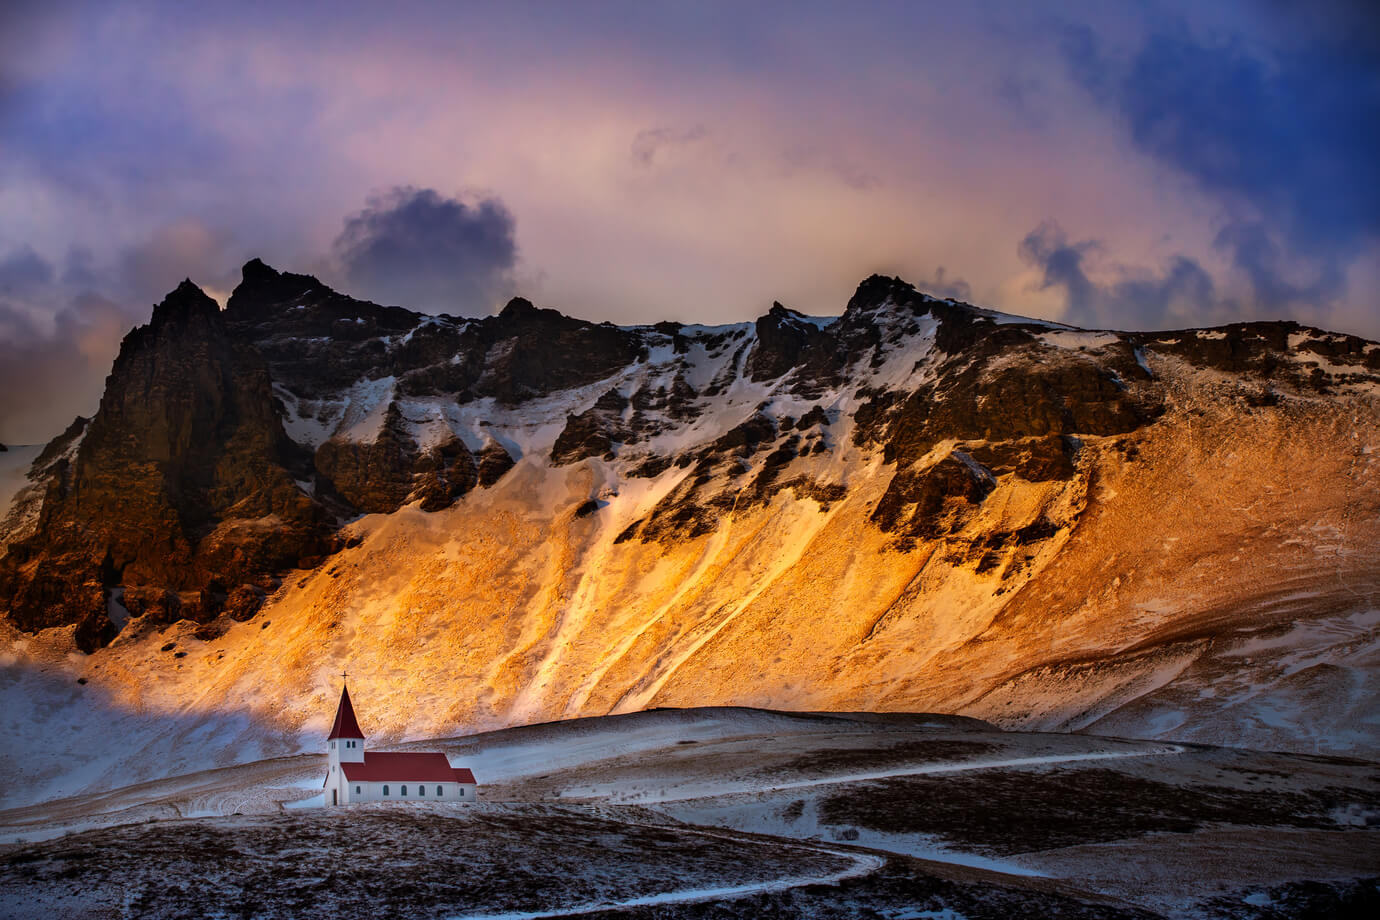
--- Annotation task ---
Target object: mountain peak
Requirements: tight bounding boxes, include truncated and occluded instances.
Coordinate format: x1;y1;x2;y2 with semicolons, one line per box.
844;274;919;315
226;257;331;320
240;256;280;285
499;296;537;318
149;278;220;329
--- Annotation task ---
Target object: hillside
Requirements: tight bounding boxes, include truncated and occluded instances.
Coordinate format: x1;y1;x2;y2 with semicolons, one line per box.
3;709;1376;918
1;261;1378;802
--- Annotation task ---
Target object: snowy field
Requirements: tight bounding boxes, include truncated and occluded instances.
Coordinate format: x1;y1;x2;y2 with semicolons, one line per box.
1;707;1378;918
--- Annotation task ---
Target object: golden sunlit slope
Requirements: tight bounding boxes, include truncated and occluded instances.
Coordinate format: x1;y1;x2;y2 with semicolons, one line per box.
7;349;1373;800
3;272;1378;806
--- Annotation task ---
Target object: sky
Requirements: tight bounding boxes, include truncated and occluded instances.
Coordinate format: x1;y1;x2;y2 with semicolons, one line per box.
1;0;1377;443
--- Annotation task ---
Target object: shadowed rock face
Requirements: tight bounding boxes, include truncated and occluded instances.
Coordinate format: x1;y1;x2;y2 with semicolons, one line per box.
2;265;1377;656
0;281;335;650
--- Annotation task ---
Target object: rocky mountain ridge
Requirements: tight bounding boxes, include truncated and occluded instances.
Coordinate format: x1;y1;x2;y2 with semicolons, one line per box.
1;260;1377;776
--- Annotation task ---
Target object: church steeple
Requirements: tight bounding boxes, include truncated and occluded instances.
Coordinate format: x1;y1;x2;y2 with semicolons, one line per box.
327;682;365;741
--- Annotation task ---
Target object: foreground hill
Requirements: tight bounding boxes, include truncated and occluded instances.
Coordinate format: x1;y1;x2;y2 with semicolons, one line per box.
2;709;1376;918
0;262;1377;794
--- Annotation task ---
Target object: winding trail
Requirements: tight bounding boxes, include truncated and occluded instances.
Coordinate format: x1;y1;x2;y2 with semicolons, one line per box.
446;830;884;920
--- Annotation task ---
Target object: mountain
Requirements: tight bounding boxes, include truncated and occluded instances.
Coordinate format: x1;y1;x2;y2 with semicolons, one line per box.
1;260;1378;798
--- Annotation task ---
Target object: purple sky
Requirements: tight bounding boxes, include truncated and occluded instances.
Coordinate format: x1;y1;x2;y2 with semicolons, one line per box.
1;0;1377;443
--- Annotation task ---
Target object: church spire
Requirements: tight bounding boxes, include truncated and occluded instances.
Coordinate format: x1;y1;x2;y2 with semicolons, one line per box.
327;681;365;741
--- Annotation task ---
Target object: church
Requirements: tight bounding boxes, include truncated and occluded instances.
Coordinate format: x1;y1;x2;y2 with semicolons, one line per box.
323;682;478;806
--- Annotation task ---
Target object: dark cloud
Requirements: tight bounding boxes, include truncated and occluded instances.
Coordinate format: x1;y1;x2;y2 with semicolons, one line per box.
1019;220;1228;330
1060;20;1380;312
631;125;708;167
0;287;138;445
1018;222;1100;324
0;232;228;444
332;187;518;314
914;267;972;302
0;246;55;296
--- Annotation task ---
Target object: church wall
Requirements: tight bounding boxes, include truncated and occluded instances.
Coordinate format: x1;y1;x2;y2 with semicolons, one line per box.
342;781;477;804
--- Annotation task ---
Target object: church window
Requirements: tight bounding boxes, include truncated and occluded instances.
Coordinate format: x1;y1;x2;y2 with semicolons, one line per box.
401;785;408;796
437;785;444;796
419;785;425;796
459;788;464;797
355;786;361;795
383;785;389;796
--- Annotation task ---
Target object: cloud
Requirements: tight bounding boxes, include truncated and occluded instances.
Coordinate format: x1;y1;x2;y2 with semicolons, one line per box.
631;125;708;167
914;267;971;302
0;246;55;296
0;228;234;444
332;187;518;314
119;219;241;304
1060;19;1380;312
1018;220;1226;330
0;280;137;445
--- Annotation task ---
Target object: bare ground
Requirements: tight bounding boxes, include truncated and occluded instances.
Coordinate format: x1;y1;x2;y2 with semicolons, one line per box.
2;710;1379;918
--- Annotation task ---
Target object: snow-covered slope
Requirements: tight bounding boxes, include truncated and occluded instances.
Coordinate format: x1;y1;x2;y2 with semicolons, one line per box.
1;263;1378;806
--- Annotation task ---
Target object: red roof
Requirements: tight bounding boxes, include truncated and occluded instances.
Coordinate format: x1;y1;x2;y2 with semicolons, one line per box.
341;751;477;784
327;685;365;740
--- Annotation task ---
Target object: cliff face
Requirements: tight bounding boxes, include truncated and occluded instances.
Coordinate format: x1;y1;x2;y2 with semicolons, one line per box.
0;281;335;648
2;261;1378;768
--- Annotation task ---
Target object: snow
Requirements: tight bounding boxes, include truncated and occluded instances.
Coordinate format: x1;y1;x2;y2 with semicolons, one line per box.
337;375;398;443
106;588;129;630
790;313;839;331
968;306;1070;329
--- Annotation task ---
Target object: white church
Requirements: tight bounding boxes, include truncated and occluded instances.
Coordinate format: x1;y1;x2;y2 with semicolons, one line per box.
323;682;478;806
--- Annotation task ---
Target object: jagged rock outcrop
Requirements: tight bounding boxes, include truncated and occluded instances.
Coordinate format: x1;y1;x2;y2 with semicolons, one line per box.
0;281;335;649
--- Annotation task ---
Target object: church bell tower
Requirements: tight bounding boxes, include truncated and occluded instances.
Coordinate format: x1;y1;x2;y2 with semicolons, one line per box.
326;679;366;804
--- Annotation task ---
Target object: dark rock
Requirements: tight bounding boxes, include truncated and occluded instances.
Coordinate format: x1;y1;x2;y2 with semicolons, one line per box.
315;402;419;513
476;440;515;486
747;302;831;381
551;389;633;465
795;405;829;430
193;623;225;642
1142;322;1380;388
0;280;335;648
969;436;1079;482
871;450;996;548
709;413;777;457
224;584;267;621
629;456;673;478
740;438;801;507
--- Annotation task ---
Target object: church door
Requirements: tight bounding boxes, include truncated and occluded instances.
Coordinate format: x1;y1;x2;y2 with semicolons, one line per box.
332;789;338;805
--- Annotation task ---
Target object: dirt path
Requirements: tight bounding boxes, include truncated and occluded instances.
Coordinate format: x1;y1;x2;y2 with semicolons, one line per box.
446;826;885;920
